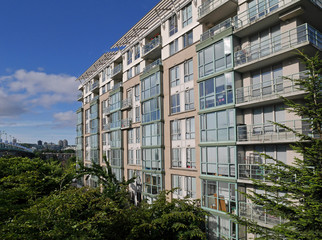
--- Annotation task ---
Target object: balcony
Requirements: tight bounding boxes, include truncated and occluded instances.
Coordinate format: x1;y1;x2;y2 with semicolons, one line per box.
198;0;238;23
239;202;285;226
234;24;322;72
121;118;132;129
236;72;306;107
237;119;310;144
77;93;83;101
111;64;123;78
103;124;110;132
200;18;233;42
121;98;132;110
90;81;99;93
238;164;269;181
143;58;162;74
142;35;161;59
112;82;123;91
107;121;121;131
103;106;110;115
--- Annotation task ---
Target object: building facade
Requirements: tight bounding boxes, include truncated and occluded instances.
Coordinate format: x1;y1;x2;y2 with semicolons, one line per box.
76;0;321;239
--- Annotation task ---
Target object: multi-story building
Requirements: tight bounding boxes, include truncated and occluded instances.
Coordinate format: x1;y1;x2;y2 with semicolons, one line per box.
76;0;321;239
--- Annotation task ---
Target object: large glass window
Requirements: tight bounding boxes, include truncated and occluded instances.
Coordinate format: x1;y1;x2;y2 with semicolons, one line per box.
128;150;134;165
186;148;196;169
199;73;233;109
171;120;181;140
198;38;232;78
200;109;235;142
109;130;121;148
109;111;121;129
135;127;140;143
144;173;162;195
172;175;196;199
183;30;193;48
202;180;236;214
201;146;236;177
171;148;181;168
127;49;132;65
186;117;195;139
142;97;161;123
185;88;194;110
184;59;193;82
170;39;179;56
110;149;122;167
182;3;192;27
90;134;99;149
171;94;180;114
141;72;160;101
207;215;239;240
142;122;161;146
109;92;121;112
170;65;180;87
169;14;178;36
134;43;140;60
142;148;162;170
128;129;134;144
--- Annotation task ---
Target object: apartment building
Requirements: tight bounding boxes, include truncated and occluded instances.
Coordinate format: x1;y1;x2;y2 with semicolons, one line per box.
76;0;321;239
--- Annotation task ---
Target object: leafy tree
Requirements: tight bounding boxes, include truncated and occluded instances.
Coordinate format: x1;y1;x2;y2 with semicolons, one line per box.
0;156;75;225
232;52;322;239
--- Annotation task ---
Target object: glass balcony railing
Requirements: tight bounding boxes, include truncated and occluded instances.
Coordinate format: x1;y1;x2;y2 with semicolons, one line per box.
200;18;233;42
239;202;285;226
143;58;162;74
142;35;161;56
234;0;295;30
121;98;132;109
108;121;121;130
121;118;132;129
112;82;122;91
198;0;237;19
237;119;311;142
90;81;99;91
236;72;306;104
235;24;322;66
238;164;268;181
112;64;122;77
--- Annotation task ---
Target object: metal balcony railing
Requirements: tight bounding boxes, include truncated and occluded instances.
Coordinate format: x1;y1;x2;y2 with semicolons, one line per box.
237;119;311;142
239;202;285;226
200;18;233;42
198;0;236;19
236;72;306;104
235;24;322;66
121;98;132;109
112;64;122;77
121;118;132;129
143;58;162;74
238;164;269;181
234;0;295;30
142;35;161;56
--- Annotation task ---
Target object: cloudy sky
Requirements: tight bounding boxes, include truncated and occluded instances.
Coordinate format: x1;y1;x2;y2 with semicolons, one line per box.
0;0;159;144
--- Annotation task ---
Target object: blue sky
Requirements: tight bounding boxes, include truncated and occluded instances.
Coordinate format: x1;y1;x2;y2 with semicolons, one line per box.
0;0;159;144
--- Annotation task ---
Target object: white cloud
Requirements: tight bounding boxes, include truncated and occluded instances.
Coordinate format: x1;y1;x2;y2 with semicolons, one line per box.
0;88;27;117
53;110;76;128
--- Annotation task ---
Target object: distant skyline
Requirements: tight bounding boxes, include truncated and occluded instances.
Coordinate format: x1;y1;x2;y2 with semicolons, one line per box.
0;0;160;144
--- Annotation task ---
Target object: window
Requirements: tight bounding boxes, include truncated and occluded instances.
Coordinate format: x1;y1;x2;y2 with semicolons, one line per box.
248;0;279;23
128;150;134;164
144;173;161;195
142;122;161;146
136;149;141;165
135;127;140;143
107;82;111;90
128;129;134;144
134;64;140;75
169;14;178;36
172;175;182;196
134;43;140;60
186;117;195;139
185;176;196;198
171;120;181;140
202;180;236;213
110;149;122;167
184;59;193;82
201;146;235;177
251;63;283;97
107;66;111;78
183;30;193;48
109;92;121;112
172;148;181;167
172;175;196;199
185;89;194;110
143;148;162;170
109;111;121;129
182;3;192;27
198;37;232;78
200;109;235;142
169;39;178;56
127;49;132;65
170;65;180;87
141;72;160;101
127;68;133;80
102;68;106;82
171;94;180;114
135;106;140;122
199;72;233;109
109;130;121;148
135;84;140;101
186;148;196;168
142;97;161;123
208;215;238;240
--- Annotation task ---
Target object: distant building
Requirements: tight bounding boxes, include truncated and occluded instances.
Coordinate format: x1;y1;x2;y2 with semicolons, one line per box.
63;139;68;148
37;140;42;146
58;140;63;147
12;138;17;145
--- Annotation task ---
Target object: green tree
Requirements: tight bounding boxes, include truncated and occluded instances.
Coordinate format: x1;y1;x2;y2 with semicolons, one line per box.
232;52;322;239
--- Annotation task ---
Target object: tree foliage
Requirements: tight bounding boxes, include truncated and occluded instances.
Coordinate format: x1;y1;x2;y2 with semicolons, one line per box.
232;52;322;239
